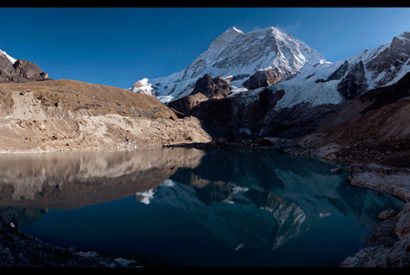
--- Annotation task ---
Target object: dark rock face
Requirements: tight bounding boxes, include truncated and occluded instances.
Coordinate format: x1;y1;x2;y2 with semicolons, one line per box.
0;55;16;80
337;61;368;100
189;88;341;139
257;102;343;139
195;88;286;138
327;60;349;81
366;33;410;86
13;60;48;81
242;68;283;90
245;88;285;126
191;96;236;137
167;74;232;116
231;74;250;81
367;217;399;247
0;55;48;83
190;74;231;99
167;93;208;117
359;72;410;114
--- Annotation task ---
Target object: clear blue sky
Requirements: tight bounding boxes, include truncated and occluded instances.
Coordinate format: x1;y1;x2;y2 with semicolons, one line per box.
1;7;410;89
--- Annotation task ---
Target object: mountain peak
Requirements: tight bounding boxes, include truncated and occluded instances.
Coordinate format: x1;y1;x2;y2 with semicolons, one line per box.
134;26;327;102
252;26;293;41
0;49;17;64
213;26;244;43
206;27;245;54
231;27;244;34
397;31;410;41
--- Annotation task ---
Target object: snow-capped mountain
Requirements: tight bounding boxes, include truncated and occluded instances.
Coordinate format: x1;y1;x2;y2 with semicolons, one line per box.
275;31;410;103
131;27;410;140
133;27;410;111
132;26;328;102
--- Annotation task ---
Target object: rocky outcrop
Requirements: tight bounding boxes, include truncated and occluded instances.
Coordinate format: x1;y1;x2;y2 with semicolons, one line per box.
342;203;410;267
0;53;48;83
255;101;342;139
191;96;236;137
348;164;410;202
337;61;368;100
167;92;208;117
12;60;48;82
366;32;410;87
327;60;349;81
188;87;341;139
166;74;231;117
0;55;16;81
242;68;283;89
190;74;231;99
359;71;410;114
230;74;250;81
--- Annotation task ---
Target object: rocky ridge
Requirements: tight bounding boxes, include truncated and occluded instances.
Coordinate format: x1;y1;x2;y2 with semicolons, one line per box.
0;50;48;83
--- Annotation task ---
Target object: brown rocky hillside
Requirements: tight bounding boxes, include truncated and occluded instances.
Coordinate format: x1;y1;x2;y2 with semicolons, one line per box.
0;79;211;153
308;72;410;167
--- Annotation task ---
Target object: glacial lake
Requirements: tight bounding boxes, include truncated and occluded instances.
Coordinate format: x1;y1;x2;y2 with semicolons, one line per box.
0;148;403;267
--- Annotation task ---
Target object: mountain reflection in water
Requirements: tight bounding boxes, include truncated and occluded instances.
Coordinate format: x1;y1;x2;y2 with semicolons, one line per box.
0;148;403;266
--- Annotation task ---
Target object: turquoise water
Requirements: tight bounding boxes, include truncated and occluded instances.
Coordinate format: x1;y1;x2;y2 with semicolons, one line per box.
0;148;403;267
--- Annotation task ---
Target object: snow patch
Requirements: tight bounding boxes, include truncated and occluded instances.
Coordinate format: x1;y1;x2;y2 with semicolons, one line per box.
132;78;155;96
269;80;343;110
0;49;17;64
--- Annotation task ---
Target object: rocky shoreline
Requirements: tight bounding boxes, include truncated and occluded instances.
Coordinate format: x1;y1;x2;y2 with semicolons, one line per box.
0;217;142;268
341;203;410;267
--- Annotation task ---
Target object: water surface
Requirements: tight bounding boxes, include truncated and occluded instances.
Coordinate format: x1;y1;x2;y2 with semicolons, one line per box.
0;148;402;267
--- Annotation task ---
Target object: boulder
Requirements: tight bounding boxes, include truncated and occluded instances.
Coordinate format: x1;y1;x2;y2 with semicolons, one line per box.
337;61;368;100
13;60;48;81
394;203;410;239
167;93;208;117
0;56;48;83
378;209;397;220
242;68;283;90
190;74;231;99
